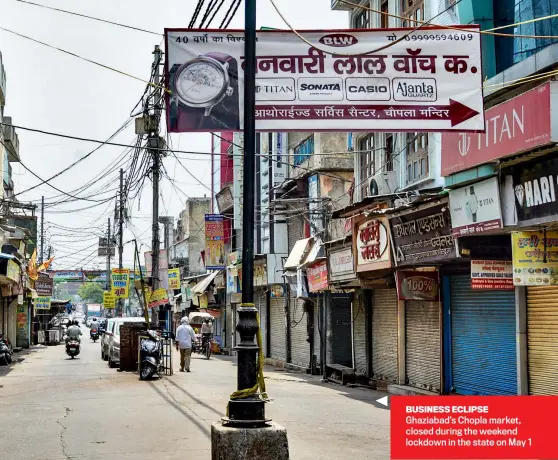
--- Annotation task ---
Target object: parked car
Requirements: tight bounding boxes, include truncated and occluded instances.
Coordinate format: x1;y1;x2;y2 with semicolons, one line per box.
100;318;116;361
106;317;147;368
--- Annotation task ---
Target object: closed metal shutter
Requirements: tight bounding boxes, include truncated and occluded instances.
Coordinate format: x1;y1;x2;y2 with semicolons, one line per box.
372;289;398;383
288;214;305;252
451;275;517;395
314;300;321;368
269;296;286;362
290;297;309;368
255;290;268;358
527;286;558;395
405;301;440;392
353;293;368;376
331;294;353;367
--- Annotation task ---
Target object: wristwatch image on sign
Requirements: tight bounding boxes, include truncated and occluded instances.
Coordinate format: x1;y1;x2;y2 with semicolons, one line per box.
168;52;240;131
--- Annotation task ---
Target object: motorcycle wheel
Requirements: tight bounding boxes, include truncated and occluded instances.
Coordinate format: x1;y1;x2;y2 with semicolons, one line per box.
70;354;75;359
206;343;211;360
140;363;155;380
6;353;12;364
0;354;6;365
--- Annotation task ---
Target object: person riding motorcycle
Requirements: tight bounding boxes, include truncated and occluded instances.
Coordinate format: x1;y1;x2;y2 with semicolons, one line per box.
66;320;82;345
90;318;99;338
200;319;213;351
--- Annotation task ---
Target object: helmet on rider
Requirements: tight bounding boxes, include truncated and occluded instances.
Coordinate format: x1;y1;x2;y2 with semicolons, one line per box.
180;317;189;325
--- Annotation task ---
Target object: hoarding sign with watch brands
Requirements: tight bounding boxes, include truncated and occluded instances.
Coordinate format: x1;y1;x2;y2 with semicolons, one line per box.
165;27;483;132
511;231;558;286
448;177;503;237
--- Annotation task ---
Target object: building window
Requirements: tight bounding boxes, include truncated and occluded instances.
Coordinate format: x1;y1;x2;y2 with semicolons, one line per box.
359;134;375;197
406;132;429;185
353;9;370;29
385;134;394;172
381;0;389;28
401;0;424;27
293;135;314;166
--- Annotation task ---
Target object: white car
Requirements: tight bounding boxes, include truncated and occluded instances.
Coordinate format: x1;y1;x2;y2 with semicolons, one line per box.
106;317;147;368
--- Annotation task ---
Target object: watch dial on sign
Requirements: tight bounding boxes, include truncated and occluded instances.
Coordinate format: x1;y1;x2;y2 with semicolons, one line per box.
177;61;224;105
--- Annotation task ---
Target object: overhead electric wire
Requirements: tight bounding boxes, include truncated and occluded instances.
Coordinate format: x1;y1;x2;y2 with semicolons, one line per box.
190;0;207;28
221;0;242;29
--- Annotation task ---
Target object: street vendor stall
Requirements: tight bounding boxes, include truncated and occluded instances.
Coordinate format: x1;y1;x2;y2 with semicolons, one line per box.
188;311;221;354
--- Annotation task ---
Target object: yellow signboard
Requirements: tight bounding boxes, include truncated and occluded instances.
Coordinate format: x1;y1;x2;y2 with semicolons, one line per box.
103;291;116;309
168;268;180;290
512;231;558;285
111;268;130;298
35;296;51;310
148;288;169;308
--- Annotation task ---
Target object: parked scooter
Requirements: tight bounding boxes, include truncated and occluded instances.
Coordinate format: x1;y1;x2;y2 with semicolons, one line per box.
90;330;99;343
0;333;13;365
66;339;80;359
139;330;161;380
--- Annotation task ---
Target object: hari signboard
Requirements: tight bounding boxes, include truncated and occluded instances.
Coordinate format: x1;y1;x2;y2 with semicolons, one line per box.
165;27;483;133
442;82;555;176
354;217;392;272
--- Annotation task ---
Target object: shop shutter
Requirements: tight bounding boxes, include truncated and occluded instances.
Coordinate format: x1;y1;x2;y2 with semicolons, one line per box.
372;289;398;383
527;286;558;395
331;294;353;367
314;300;321;368
269;296;286;362
290;297;310;369
288;214;305;252
353;294;368;376
405;301;440;392
451;275;517;395
255;290;268;359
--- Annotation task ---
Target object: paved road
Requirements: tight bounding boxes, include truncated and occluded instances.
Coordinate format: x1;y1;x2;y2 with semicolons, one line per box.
0;328;390;459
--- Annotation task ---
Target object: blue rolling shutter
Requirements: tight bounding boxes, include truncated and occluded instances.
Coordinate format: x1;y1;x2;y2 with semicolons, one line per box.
450;275;517;395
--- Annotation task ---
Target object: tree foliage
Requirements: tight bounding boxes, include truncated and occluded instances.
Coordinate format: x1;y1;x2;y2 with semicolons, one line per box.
77;282;104;304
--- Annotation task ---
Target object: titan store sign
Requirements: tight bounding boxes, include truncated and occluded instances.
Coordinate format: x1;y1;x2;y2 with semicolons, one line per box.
355;217;392;272
441;82;556;176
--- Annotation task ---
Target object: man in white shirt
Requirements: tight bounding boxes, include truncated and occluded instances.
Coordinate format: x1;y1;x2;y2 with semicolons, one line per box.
175;317;196;372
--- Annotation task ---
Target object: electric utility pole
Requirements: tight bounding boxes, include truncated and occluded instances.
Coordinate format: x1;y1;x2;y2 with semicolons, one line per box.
40;196;44;263
118;168;124;317
150;45;163;327
106;218;111;292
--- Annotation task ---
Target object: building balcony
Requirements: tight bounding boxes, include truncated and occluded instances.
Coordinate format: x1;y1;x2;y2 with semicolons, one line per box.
3;117;20;162
331;0;360;10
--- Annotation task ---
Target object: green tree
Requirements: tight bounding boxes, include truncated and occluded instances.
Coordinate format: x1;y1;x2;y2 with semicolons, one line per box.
77;282;104;304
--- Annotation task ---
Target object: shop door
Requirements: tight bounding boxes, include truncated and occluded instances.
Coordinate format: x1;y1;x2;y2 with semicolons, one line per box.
290;297;309;369
405;301;440;392
450;275;517;395
372;289;398;383
269;296;286;362
331;294;353;367
527;286;558;395
353;294;368;376
255;290;268;358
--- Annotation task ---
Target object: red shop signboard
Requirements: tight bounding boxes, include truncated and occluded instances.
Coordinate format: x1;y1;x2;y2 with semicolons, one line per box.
307;260;328;293
396;271;440;301
441;82;554;176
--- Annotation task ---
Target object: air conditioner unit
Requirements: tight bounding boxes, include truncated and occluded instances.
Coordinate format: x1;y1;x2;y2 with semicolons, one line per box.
367;171;398;197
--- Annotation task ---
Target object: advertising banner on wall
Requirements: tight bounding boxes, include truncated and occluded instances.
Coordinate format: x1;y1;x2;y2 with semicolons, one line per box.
307;260;328;292
34;296;51;310
449;177;503;237
205;214;225;270
470;260;513;290
395;271;440;301
103;291;115;309
168;268;181;290
35;273;54;296
165;27;483;133
512;231;558;285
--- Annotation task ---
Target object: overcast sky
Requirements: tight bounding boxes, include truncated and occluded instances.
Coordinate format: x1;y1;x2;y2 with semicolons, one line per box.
0;0;348;270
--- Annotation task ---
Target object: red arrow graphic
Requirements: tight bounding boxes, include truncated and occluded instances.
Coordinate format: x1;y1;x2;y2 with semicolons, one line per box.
255;101;480;127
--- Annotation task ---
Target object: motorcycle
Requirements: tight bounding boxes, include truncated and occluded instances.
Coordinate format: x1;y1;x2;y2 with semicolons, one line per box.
0;333;13;365
139;330;162;380
66;339;80;359
90;330;99;343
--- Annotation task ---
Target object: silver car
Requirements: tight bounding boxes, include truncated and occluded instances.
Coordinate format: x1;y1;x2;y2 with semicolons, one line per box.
107;317;147;368
100;318;116;361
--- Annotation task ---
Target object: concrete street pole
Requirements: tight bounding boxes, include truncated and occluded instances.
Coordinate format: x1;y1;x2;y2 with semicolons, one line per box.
211;1;289;457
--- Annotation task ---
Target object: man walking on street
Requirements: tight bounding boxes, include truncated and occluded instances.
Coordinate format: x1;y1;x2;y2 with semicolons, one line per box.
175;317;196;372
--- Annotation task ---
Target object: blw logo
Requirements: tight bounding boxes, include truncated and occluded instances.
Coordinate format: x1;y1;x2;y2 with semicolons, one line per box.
319;34;358;47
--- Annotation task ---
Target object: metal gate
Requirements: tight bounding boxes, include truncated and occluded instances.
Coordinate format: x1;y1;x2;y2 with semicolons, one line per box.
372;289;398;383
331;294;352;367
353;293;367;376
450;275;517;395
290;296;309;369
405;301;440;392
527;286;558;395
269;296;286;362
256;290;268;358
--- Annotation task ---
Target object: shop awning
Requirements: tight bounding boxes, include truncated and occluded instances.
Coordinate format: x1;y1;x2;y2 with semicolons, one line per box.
300;238;323;268
0;252;15;260
191;271;220;295
173;293;182;300
284;238;313;271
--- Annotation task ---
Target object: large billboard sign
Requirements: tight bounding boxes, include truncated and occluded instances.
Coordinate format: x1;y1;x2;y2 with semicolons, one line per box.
164;27;483;132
